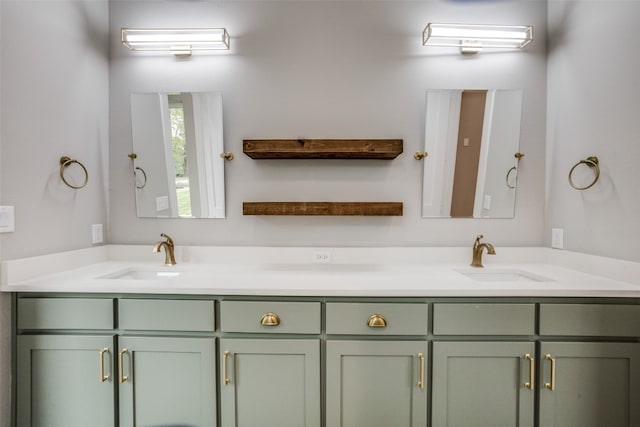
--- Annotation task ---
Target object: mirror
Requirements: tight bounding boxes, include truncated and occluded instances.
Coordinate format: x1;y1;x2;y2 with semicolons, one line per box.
421;89;523;218
130;91;225;218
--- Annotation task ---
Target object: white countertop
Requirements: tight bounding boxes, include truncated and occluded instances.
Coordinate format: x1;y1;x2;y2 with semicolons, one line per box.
2;246;640;298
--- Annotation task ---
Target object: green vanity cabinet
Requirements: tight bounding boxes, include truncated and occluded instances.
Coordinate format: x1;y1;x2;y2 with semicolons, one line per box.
219;338;320;427
431;303;537;427
431;341;536;427
218;301;322;427
538;304;640;427
117;298;217;427
325;303;429;427
13;294;640;427
325;340;429;427
117;336;217;427
16;335;116;427
15;297;116;427
538;342;640;427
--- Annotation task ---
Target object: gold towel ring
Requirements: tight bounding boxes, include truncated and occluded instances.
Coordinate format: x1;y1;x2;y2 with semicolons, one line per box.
506;152;524;189
134;166;147;189
506;166;517;189
59;156;88;189
568;156;599;190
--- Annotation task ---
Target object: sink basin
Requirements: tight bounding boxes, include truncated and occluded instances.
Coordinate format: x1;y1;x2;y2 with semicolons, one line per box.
103;269;182;280
457;269;551;282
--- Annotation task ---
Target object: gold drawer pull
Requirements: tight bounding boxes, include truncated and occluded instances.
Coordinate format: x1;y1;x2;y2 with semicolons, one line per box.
367;314;387;328
99;348;111;383
417;353;425;389
260;312;281;326
545;354;556;391
223;351;231;385
119;349;129;383
524;354;535;390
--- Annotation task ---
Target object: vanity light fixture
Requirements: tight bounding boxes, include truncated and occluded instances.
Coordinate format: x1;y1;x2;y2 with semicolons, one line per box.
121;28;230;56
422;23;533;54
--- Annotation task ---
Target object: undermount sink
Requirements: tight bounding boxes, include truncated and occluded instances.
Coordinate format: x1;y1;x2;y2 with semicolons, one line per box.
457;269;551;282
103;268;182;280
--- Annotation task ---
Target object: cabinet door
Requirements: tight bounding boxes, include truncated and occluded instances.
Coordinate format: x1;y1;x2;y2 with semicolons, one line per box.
17;335;115;427
219;339;320;427
326;340;428;427
118;336;216;427
431;341;535;427
539;342;640;427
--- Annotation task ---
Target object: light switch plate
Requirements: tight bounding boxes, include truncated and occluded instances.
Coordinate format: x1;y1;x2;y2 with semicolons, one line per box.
551;228;564;249
91;224;104;244
0;206;15;233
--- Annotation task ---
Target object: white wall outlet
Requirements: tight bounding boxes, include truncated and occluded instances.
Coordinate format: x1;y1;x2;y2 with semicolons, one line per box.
92;224;104;244
551;228;564;249
0;206;15;233
483;195;492;210
156;196;169;212
312;251;332;264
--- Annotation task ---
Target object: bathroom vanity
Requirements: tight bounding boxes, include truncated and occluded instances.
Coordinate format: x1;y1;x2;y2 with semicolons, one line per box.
4;246;640;427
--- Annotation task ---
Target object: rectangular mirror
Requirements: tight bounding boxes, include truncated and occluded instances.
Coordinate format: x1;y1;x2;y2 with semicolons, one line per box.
130;91;225;218
421;89;523;218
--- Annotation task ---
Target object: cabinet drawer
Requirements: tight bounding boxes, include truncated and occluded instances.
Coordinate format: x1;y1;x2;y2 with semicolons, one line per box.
220;301;320;334
433;303;535;335
540;304;640;337
17;297;113;330
119;299;215;332
326;303;428;335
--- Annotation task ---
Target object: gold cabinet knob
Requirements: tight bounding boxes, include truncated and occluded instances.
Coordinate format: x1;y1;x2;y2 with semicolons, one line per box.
367;314;387;328
414;151;428;160
260;312;281;326
220;152;234;161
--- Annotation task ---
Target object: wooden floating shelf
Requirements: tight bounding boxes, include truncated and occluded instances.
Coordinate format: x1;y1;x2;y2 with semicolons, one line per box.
243;139;403;159
243;202;403;216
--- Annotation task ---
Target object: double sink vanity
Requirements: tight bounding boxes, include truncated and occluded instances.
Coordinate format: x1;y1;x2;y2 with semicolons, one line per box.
3;244;640;427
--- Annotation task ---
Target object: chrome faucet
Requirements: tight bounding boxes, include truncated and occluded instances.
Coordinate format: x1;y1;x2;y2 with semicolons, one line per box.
153;233;176;266
471;235;495;268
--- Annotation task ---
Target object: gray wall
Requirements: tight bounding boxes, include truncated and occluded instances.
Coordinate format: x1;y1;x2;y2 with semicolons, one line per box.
109;0;548;248
546;0;640;262
0;0;110;260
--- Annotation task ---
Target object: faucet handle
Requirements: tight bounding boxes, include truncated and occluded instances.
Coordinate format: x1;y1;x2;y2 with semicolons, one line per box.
160;233;174;246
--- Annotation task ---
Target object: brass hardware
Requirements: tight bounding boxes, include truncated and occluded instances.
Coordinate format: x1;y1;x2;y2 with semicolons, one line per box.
569;156;600;190
99;348;111;383
506;166;518;189
471;235;496;268
59;156;88;189
367;314;387;328
260;312;281;326
220;152;234;161
524;354;534;390
153;233;176;266
134;166;147;189
118;349;129;383
418;353;425;389
506;153;525;189
128;153;137;160
544;354;556;391
223;351;231;385
414;151;428;160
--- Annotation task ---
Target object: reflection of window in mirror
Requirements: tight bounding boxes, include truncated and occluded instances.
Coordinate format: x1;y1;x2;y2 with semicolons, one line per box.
168;96;191;217
130;91;226;219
